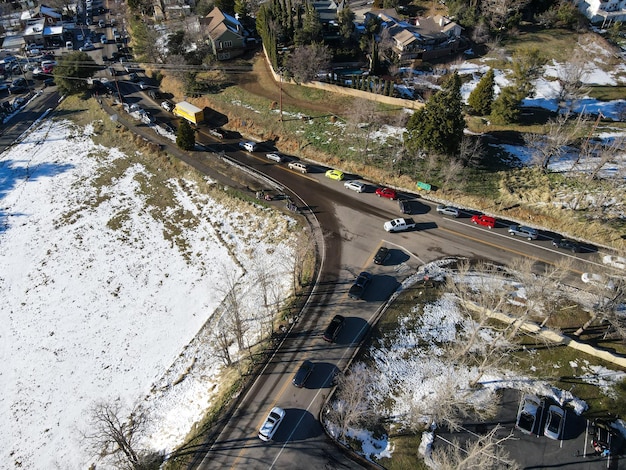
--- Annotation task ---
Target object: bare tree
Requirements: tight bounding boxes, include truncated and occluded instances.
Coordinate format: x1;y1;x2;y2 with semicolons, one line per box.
459;135;484;168
326;363;377;441
441;158;464;190
525;111;586;170
574;275;626;339
405;371;498;433
219;269;247;352
209;323;234;367
84;400;162;470
345;98;380;161
285;43;332;84
556;51;591;112
481;0;531;31
430;425;519;470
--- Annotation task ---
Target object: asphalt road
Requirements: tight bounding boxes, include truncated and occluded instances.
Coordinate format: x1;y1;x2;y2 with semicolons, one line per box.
4;71;622;470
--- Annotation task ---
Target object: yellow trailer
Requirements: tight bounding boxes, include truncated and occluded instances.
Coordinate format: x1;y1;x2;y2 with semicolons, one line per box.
173;101;204;125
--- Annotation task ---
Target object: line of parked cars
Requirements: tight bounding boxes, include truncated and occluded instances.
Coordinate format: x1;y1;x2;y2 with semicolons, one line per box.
516;394;566;440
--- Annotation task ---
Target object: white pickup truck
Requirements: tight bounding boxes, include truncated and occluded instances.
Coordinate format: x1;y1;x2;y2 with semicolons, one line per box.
383;218;417;233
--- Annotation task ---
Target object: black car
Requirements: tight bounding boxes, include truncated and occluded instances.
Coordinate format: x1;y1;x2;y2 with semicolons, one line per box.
552;238;581;253
9;84;27;94
348;271;372;300
398;199;411;214
147;89;160;100
292;360;314;388
374;246;390;265
323;315;345;342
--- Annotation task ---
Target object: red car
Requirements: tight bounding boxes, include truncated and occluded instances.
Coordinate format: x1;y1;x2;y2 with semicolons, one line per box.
471;214;496;229
375;187;397;200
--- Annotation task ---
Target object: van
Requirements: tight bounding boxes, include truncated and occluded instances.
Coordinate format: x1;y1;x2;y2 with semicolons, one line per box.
288;161;309;173
239;141;258;152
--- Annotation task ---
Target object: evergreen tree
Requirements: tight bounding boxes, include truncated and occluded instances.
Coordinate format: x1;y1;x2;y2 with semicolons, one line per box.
490;86;522;125
53;52;97;95
294;4;323;45
467;68;495;115
404;72;465;156
176;119;196;150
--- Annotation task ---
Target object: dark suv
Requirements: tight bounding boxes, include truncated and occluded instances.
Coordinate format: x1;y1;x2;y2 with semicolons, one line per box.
374;246;390;265
323;315;345;342
348;272;372;300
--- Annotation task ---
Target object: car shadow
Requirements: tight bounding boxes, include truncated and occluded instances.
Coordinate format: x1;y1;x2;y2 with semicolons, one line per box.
416;221;438;232
398;198;431;215
335;316;370;345
361;274;401;303
385;249;411;266
303;362;339;389
273;409;323;442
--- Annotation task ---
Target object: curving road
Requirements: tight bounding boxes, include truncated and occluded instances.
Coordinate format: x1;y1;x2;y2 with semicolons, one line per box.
7;87;614;469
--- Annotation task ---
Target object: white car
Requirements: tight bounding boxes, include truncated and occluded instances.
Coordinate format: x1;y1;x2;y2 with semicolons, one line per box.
258;406;285;441
582;273;618;290
266;152;285;162
544;405;566;440
603;255;626;271
343;181;366;193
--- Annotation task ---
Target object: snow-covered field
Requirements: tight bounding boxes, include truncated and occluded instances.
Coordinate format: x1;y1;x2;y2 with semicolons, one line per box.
1;118;297;469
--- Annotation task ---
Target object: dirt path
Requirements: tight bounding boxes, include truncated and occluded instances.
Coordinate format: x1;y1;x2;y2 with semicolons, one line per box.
236;54;352;116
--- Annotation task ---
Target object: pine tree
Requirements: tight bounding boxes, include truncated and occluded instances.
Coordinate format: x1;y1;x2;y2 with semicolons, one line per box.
404;72;465;156
176;119;196;150
490;86;522;125
468;68;495;115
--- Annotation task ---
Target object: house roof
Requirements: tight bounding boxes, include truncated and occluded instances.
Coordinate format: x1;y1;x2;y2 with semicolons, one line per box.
21;4;62;21
200;6;246;40
23;19;46;36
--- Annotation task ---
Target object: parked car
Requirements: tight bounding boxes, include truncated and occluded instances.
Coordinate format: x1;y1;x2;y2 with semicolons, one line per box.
398;199;411;214
292;360;315;388
348;271;372;300
375;187;397;200
79;42;95;52
161;100;174;112
209;128;227;139
436;205;460;218
344;180;366;193
77;34;84;41
128;72;140;82
544;405;566;440
471;214;496;229
258;406;285;441
266;152;285;162
590;419;624;456
515;395;542;435
147;89;160;100
98;19;106;28
323;315;345;342
325;169;344;181
508;225;539;240
552;238;581;253
239;141;258;152
100;34;108;44
288;161;309;173
603;255;626;271
581;273;617;290
374;246;391;265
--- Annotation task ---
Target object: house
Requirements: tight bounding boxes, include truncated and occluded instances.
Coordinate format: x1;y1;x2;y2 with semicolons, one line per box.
367;9;462;62
200;7;249;60
572;0;626;26
20;4;63;25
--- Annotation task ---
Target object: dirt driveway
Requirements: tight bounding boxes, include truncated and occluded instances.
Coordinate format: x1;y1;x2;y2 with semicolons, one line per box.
236;54;353;117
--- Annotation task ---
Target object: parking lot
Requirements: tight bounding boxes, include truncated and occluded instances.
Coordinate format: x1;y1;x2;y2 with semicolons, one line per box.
435;389;625;469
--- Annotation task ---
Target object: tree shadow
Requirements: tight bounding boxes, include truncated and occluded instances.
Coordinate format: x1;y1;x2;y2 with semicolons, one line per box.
0;159;75;233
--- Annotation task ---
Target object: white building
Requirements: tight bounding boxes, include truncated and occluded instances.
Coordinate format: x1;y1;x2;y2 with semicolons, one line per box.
574;0;626;26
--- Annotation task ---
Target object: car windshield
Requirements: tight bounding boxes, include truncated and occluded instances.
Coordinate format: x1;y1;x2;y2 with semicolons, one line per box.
548;412;562;432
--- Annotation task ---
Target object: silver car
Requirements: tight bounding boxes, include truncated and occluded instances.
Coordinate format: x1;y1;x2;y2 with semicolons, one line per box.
344;181;366;193
436;205;460;217
258;406;285;441
266;152;285;162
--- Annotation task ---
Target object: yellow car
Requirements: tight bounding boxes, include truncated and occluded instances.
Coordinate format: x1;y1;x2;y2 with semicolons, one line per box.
325;169;344;181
